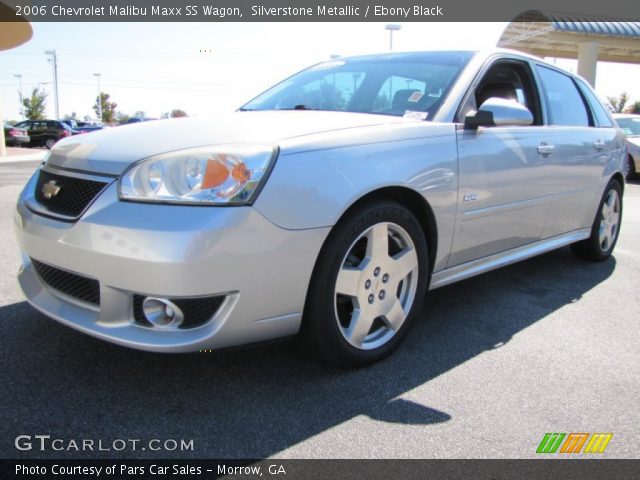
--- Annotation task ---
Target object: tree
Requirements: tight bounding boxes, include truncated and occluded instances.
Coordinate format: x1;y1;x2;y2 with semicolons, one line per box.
63;112;78;120
133;110;146;119
22;86;48;120
607;92;629;113
627;101;640;114
170;109;188;118
93;92;117;124
115;111;130;124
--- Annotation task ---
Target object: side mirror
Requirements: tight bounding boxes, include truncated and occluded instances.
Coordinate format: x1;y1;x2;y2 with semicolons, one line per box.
464;97;533;129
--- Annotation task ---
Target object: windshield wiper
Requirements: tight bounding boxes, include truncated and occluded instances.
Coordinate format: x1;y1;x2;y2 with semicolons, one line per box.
279;104;315;111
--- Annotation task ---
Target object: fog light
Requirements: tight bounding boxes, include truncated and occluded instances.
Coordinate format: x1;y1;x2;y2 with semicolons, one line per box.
142;297;184;329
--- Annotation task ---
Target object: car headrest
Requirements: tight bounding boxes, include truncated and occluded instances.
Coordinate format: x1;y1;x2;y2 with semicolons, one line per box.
391;89;421;111
476;82;517;107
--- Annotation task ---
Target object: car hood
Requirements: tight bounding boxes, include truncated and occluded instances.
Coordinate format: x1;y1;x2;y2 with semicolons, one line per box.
626;137;640;148
46;111;406;176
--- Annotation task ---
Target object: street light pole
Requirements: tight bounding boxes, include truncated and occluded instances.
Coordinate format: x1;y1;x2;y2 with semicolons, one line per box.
93;73;102;123
385;24;401;51
14;74;23;118
44;50;59;119
384;24;401;108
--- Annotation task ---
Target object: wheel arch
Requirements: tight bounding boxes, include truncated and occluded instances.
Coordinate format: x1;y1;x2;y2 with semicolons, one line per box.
611;171;625;192
331;186;438;274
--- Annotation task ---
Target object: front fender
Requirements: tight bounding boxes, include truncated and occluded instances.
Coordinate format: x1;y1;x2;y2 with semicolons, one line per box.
254;131;459;272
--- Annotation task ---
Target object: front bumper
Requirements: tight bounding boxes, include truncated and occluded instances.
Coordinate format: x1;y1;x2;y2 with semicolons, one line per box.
15;168;329;352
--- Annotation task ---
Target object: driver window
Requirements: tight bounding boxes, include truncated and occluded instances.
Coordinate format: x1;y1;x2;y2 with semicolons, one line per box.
460;59;542;125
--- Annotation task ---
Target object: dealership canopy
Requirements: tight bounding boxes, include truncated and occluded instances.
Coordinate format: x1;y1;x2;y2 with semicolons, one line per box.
498;10;640;86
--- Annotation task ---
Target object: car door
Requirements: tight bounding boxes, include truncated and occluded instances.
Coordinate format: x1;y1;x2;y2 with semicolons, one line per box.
534;66;619;236
448;58;555;267
29;121;47;145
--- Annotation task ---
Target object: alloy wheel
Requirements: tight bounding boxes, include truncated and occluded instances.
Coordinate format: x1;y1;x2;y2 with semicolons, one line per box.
334;221;419;350
599;189;621;252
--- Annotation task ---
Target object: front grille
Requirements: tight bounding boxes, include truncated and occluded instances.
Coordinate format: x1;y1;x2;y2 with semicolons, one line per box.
133;294;225;329
34;169;109;218
31;259;100;306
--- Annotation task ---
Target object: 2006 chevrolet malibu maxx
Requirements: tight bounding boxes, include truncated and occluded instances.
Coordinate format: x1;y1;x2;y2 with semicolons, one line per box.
15;49;625;366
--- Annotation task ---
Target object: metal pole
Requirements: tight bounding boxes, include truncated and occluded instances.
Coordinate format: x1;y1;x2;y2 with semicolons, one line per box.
94;73;102;122
384;25;401;108
45;50;59;119
0;102;6;156
14;74;23;118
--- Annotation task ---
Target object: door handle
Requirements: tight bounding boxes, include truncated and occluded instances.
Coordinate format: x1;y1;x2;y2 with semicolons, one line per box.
593;140;606;151
537;143;555;157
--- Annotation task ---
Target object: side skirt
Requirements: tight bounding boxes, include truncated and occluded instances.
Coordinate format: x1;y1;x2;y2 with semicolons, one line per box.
429;229;591;290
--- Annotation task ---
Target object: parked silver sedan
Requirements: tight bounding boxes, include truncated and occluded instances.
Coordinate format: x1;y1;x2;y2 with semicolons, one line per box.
612;113;640;179
15;49;626;366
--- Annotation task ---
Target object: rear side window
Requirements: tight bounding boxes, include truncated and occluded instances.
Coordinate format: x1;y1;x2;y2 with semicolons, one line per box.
575;79;613;127
536;66;590;127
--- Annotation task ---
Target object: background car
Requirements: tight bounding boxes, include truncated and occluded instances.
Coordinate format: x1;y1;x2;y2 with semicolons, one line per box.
61;120;105;134
3;123;30;147
13;120;76;149
613;113;640;179
124;117;157;125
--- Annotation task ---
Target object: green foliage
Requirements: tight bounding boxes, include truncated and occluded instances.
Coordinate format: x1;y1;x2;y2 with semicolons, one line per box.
93;92;117;124
607;92;629;113
170;109;188;118
22;87;48;120
115;112;130;124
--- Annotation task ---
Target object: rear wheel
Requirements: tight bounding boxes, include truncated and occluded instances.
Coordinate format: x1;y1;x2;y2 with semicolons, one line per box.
571;179;622;261
302;201;429;367
44;138;56;150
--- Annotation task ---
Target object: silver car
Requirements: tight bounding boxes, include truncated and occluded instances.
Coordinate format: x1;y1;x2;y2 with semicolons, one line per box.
612;113;640;179
15;49;626;366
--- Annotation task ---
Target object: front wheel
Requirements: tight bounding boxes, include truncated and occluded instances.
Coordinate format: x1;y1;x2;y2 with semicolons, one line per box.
302;201;429;367
623;155;636;181
571;179;622;261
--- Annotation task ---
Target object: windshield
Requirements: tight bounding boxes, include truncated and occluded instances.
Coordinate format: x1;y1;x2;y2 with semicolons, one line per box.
615;117;640;137
241;51;473;119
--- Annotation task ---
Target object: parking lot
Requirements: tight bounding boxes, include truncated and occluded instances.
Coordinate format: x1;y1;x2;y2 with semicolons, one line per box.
0;157;638;459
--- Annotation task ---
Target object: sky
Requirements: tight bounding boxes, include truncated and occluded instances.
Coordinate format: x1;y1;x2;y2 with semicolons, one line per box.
1;22;639;121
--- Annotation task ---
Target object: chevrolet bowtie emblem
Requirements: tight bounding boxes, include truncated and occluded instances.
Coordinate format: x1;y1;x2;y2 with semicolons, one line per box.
42;180;61;199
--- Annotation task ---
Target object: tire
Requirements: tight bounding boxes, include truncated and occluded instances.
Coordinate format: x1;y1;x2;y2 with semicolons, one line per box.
44;138;56;150
571;179;622;261
302;200;429;367
623;155;636;181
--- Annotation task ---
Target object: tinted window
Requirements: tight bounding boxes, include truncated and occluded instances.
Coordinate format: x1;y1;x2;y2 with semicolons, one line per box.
242;52;473;118
536;66;590;127
576;79;613;127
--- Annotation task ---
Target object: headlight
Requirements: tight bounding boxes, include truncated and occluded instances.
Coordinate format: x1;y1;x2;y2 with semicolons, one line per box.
119;144;277;205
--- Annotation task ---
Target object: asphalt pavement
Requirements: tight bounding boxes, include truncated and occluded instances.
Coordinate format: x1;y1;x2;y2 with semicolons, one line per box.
0;160;638;459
